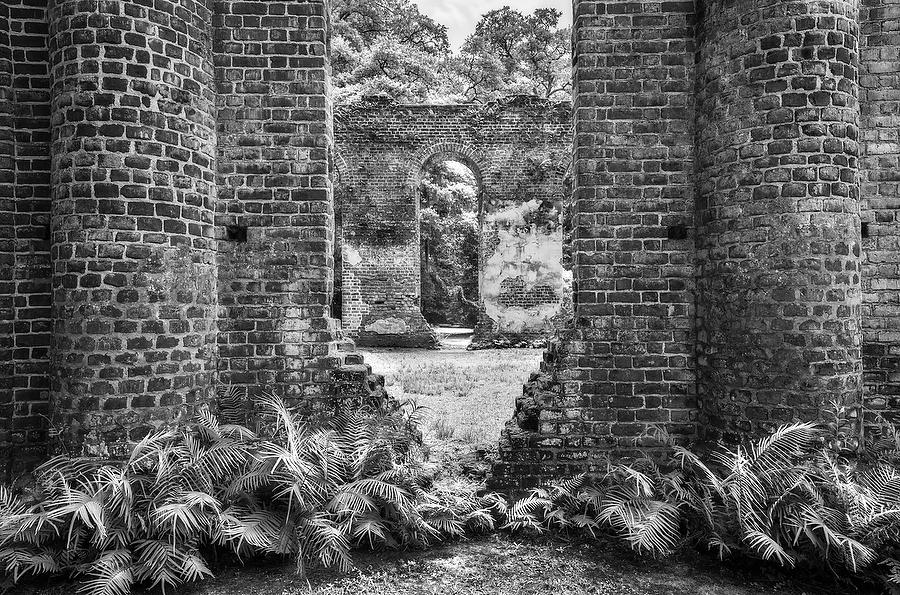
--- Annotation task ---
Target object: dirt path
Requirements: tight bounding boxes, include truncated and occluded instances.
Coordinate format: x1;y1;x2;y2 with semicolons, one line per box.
188;535;850;595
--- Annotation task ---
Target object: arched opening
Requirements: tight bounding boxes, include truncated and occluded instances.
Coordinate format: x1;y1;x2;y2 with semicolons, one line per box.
417;156;482;348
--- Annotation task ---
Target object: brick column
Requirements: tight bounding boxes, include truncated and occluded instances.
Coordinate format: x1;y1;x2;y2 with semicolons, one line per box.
214;0;364;406
860;1;900;424
493;0;698;491
0;2;15;468
48;0;219;456
695;0;863;438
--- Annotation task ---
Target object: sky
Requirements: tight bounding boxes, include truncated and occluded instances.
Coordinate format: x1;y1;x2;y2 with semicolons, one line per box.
415;0;573;49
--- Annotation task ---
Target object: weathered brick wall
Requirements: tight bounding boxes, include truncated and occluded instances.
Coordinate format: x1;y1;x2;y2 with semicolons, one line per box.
493;0;698;489
695;0;863;439
0;3;15;466
48;0;220;457
860;0;900;424
214;0;361;407
0;0;381;472
0;1;53;472
334;97;572;348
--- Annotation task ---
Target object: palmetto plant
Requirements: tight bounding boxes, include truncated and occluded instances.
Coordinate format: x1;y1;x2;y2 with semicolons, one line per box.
503;420;900;591
0;394;502;595
0;409;254;594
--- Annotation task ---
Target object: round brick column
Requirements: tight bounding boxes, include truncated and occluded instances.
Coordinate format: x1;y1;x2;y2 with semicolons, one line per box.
696;0;863;438
48;0;218;456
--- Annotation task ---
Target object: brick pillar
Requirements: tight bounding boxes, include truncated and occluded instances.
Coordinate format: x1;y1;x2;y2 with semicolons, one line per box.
48;0;219;457
214;0;364;406
696;0;863;438
0;2;15;467
493;0;698;491
3;1;54;472
860;1;900;424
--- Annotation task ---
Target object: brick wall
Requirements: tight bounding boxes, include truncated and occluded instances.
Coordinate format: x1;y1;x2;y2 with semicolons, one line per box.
214;0;362;408
48;0;219;457
334;97;572;348
0;0;52;472
861;0;900;424
493;0;698;490
695;0;863;438
0;2;15;466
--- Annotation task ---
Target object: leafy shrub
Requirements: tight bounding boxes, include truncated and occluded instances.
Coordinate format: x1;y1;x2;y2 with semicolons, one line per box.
0;395;499;595
503;417;900;591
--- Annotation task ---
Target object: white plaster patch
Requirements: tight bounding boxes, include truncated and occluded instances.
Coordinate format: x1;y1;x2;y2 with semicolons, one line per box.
364;317;409;335
487;199;544;227
481;226;571;334
342;244;363;267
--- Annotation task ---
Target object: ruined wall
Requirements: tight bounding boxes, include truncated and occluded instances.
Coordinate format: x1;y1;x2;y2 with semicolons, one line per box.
493;0;885;491
493;1;698;489
860;0;900;424
214;0;360;408
0;0;380;472
334;97;572;348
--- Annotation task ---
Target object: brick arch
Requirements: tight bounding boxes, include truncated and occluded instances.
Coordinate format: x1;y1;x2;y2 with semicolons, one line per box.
334;100;572;349
406;142;490;193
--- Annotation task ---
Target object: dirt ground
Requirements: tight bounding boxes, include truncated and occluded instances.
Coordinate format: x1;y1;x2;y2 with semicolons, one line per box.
187;534;856;595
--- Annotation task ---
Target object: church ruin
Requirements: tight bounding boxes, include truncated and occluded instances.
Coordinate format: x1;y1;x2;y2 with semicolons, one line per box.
1;0;899;490
334;97;572;348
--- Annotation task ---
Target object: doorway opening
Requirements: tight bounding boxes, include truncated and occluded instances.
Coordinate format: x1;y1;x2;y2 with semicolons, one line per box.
418;158;480;349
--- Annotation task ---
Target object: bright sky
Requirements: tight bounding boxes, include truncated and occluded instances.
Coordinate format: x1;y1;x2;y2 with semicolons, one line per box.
415;0;573;49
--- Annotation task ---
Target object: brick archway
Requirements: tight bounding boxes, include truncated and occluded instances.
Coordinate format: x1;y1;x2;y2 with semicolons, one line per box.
334;98;572;348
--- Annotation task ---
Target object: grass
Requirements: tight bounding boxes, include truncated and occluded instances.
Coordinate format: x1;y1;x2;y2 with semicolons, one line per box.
358;347;543;447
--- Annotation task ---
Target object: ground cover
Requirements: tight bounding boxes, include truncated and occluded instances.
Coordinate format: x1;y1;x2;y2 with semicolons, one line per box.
358;343;542;449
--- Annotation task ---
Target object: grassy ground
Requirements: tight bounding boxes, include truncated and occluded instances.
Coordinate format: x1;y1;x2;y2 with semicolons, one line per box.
187;534;845;595
359;345;542;448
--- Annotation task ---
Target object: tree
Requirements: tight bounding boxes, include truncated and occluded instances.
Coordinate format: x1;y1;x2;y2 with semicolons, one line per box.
444;6;572;103
330;2;573;105
331;0;450;103
419;161;480;327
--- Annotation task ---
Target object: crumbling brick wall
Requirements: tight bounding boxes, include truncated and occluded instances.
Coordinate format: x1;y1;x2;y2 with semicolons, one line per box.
493;0;884;491
334;97;572;348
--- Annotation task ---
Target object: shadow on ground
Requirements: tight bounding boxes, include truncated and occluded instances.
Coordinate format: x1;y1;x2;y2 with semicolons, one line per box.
185;534;852;595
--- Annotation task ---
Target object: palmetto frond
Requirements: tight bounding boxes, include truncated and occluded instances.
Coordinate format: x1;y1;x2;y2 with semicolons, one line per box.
76;549;133;595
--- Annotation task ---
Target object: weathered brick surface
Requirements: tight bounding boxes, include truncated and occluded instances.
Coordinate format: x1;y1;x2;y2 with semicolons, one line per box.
2;0;900;488
0;3;15;467
860;0;900;424
0;0;53;472
48;0;219;457
214;0;360;406
695;0;863;438
493;0;699;490
334;98;572;348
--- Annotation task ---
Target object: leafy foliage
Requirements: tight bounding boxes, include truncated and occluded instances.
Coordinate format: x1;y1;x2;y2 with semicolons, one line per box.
331;2;572;104
0;396;498;595
419;160;480;327
502;418;900;592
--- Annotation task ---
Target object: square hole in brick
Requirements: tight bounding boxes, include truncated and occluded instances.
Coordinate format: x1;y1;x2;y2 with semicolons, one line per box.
226;225;248;243
667;224;688;240
861;222;870;239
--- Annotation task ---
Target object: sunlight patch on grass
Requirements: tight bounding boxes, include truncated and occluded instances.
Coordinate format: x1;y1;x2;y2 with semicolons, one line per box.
359;348;543;447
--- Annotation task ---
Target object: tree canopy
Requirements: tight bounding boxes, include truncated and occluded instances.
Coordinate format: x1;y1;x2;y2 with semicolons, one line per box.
331;2;572;104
